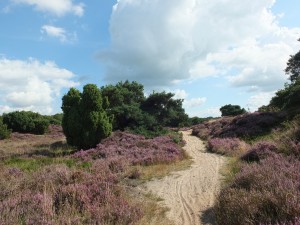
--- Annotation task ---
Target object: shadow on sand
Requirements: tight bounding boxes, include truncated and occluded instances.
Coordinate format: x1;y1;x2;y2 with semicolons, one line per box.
200;207;217;225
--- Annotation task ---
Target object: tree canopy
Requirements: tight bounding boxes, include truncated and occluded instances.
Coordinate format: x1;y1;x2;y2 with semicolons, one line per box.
141;91;188;127
285;38;300;83
266;39;300;113
220;104;246;117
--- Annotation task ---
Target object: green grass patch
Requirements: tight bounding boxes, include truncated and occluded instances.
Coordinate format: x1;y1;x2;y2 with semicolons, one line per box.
220;157;241;185
3;156;79;172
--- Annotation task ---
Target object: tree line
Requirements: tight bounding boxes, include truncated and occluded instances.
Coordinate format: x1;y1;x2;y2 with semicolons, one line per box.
61;81;191;149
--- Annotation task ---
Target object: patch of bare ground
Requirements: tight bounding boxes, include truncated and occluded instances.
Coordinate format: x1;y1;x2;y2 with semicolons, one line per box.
141;130;226;225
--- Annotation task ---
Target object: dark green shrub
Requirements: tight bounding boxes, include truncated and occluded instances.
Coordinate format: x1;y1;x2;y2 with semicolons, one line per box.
44;113;63;125
0;117;11;139
2;111;49;134
62;84;112;150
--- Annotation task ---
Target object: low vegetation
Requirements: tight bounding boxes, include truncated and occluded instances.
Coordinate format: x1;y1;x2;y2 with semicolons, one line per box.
2;111;50;135
207;137;249;157
74;131;186;166
192;112;285;141
192;113;300;224
0;120;188;224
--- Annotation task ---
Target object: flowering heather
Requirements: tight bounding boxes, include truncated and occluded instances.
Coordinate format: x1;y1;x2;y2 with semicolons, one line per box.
74;131;185;166
192;112;284;140
215;152;300;225
290;141;300;159
0;162;143;224
260;217;300;225
192;117;234;140
241;141;278;162
207;137;249;157
221;112;284;138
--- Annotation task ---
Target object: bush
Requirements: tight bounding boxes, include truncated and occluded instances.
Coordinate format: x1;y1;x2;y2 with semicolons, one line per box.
0;117;11;140
62;84;112;150
215;153;300;225
207;137;249;156
44;113;63;125
241;141;278;162
2;111;49;135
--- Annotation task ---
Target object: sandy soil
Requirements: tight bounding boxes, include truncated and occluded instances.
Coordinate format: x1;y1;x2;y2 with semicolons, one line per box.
144;130;226;225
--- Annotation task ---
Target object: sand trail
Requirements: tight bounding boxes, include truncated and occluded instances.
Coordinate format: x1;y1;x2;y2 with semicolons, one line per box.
144;130;225;225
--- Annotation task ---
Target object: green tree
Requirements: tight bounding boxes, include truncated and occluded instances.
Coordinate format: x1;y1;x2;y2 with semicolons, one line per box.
269;79;300;111
101;80;145;130
62;84;112;149
141;91;189;127
220;104;246;117
285;38;300;83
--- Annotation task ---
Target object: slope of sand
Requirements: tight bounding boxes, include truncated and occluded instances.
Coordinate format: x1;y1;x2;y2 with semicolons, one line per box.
144;130;226;225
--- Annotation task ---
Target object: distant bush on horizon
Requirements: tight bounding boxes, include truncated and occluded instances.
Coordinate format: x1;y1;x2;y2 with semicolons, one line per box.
2;111;49;135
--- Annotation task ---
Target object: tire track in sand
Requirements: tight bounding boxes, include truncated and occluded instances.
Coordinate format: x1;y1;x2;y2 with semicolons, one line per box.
144;130;225;225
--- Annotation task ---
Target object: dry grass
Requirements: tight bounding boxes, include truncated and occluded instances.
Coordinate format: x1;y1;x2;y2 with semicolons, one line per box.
135;157;192;182
219;157;241;185
135;191;173;225
0;125;73;159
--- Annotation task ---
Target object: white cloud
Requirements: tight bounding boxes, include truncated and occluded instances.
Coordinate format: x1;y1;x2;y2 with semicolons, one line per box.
11;0;84;17
247;92;275;112
0;58;79;114
184;97;207;108
41;25;76;43
173;89;188;99
101;0;300;93
188;107;221;118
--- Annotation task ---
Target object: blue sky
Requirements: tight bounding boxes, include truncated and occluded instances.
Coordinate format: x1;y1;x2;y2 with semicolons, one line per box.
0;0;299;117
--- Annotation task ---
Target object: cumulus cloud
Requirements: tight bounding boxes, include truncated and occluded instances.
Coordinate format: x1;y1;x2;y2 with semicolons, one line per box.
247;92;276;112
41;25;77;43
101;0;300;92
173;89;188;99
184;97;207;108
0;58;79;114
188;107;221;118
11;0;84;17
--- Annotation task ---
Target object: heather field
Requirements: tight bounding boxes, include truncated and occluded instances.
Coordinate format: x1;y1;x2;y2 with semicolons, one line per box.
1;111;300;224
192;113;300;225
0;125;189;224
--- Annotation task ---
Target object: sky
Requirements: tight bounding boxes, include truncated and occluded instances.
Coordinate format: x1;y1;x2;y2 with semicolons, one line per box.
0;0;300;117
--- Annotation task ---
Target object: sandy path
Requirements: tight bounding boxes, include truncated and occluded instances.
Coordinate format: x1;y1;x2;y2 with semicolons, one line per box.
144;130;225;225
